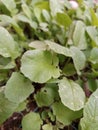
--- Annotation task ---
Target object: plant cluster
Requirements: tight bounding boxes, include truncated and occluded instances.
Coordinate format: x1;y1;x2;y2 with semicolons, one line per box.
0;0;98;130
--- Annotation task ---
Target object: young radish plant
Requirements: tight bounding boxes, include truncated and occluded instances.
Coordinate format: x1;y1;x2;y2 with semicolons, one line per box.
0;0;98;130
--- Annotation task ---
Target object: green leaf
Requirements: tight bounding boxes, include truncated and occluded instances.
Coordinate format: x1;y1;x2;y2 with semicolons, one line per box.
52;102;82;125
58;78;86;111
0;15;25;40
29;40;47;50
48;111;55;121
80;88;98;130
0;0;17;15
89;48;98;64
0;57;15;69
0;26;20;59
34;83;59;107
56;13;72;29
22;112;43;130
21;50;60;83
15;14;37;29
42;124;53;130
90;8;98;27
42;9;51;22
34;1;49;22
49;0;63;16
22;3;32;19
73;21;87;50
63;63;76;76
15;101;27;112
0;71;8;82
45;40;72;57
87;78;98;92
4;72;34;103
0;14;13;25
31;0;43;6
86;26;98;46
70;46;86;75
46;41;86;75
0;92;18;125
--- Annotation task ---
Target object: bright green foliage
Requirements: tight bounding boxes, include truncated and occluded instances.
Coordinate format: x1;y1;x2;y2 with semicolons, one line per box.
21;50;60;83
58;78;86;111
4;72;34;103
0;0;98;129
56;13;72;29
90;8;98;27
80;88;98;130
22;112;43;130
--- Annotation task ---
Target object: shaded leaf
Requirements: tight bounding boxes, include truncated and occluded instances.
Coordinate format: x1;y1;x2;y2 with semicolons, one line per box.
34;84;59;107
0;92;18;125
87;78;98;92
52;102;82;125
63;63;76;76
0;56;15;69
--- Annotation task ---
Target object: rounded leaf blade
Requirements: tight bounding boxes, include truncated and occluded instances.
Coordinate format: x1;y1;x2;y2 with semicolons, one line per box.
22;112;43;130
4;72;34;103
58;78;86;111
20;50;60;83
